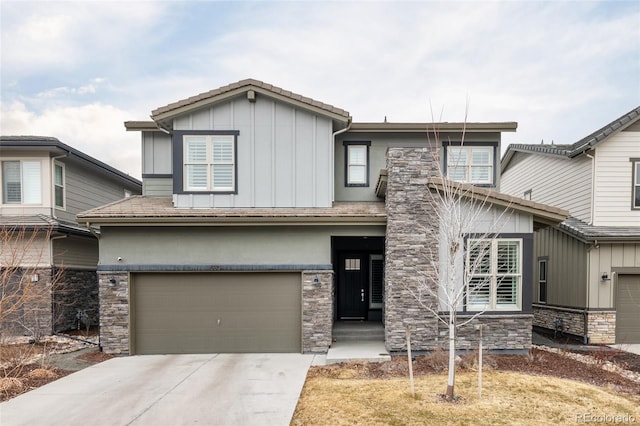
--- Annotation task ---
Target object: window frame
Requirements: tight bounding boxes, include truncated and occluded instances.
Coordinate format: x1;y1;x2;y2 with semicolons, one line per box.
1;159;43;205
369;254;384;309
538;258;548;304
54;162;65;209
443;142;497;186
632;158;640;210
466;238;522;311
173;131;239;195
343;141;371;187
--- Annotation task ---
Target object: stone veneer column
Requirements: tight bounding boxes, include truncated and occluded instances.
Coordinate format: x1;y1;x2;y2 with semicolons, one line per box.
384;147;441;351
98;271;129;354
302;271;334;353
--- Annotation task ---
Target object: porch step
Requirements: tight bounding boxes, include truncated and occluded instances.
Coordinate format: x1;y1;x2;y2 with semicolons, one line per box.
325;341;391;364
332;321;384;342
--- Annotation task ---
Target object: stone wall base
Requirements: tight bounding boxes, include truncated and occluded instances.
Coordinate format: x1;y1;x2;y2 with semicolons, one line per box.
533;305;616;344
302;271;334;353
98;272;130;355
53;269;99;333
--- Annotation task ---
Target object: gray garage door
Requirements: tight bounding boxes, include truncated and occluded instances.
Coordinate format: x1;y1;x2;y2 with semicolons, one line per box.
616;274;640;344
132;273;301;354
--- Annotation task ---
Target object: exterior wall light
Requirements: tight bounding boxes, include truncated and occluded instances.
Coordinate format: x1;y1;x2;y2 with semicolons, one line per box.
31;274;39;282
312;275;321;285
600;272;610;282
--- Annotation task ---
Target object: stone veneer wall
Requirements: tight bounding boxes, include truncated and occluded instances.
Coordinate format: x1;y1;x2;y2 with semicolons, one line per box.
384;147;441;351
302;271;334;353
440;315;533;351
533;305;616;344
98;272;130;354
53;269;99;332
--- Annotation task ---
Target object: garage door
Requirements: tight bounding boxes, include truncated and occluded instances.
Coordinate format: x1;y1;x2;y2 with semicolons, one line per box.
616;274;640;344
132;273;301;354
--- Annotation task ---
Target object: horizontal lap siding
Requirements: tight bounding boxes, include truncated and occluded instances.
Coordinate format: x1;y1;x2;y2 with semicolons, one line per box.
593;131;640;226
501;152;592;222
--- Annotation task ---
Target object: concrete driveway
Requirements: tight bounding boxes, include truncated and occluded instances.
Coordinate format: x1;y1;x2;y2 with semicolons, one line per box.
0;353;313;426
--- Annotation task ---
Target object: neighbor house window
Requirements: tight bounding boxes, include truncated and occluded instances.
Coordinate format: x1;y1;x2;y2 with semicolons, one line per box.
54;163;65;208
447;146;494;185
467;238;522;311
184;135;236;192
2;160;42;204
538;258;547;303
344;142;370;186
633;160;640;209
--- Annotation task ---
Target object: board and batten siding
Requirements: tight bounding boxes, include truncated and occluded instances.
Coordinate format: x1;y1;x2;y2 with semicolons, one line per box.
501;152;592;223
142;178;172;197
533;226;588;307
592;130;640;227
172;95;334;208
588;243;640;309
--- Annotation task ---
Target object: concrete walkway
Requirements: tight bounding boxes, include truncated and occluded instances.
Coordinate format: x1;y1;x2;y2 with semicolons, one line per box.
0;353;313;426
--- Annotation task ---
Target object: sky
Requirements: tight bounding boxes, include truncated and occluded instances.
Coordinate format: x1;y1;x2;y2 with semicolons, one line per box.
1;0;639;180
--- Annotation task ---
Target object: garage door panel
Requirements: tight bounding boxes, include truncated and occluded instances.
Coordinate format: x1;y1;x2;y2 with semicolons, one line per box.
133;273;302;354
616;274;640;344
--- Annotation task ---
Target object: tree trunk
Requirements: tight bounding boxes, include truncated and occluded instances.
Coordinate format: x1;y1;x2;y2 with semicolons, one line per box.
446;319;455;399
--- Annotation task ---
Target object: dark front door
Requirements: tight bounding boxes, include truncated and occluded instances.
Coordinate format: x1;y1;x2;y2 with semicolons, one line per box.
338;253;367;319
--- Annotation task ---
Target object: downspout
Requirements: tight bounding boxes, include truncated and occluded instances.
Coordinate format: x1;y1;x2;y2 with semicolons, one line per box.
331;118;352;202
583;152;596;344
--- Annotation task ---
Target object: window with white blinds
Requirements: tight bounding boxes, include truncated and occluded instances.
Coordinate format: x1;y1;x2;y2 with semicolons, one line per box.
2;160;42;204
447;146;494;185
467;238;522;311
183;135;235;192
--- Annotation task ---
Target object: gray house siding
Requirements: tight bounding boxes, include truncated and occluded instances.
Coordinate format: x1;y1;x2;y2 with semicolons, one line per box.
501;152;592;223
533;226;588;307
142;132;172;175
56;158;137;223
171;95;333;208
335;131;502;202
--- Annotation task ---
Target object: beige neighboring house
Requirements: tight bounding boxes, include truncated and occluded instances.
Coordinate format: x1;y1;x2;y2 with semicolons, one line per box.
1;136;141;338
501;106;640;344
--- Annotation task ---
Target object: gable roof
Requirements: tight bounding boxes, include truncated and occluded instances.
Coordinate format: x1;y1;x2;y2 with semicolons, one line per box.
0;136;141;188
559;217;640;242
501;105;640;171
148;78;351;129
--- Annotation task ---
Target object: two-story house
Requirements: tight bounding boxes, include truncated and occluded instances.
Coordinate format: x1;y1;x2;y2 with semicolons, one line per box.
78;79;567;355
501;107;640;344
1;136;142;338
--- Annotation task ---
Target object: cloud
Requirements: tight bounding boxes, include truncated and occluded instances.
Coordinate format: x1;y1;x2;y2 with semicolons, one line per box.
0;101;141;179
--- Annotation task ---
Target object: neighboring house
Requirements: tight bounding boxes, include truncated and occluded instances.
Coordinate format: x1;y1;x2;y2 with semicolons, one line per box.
78;79;567;355
501;106;640;344
0;136;142;337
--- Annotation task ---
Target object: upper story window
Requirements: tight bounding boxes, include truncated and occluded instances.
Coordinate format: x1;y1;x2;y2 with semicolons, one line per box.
344;141;370;187
633;159;640;209
183;134;236;193
446;145;495;185
467;238;522;311
54;163;65;208
2;160;42;204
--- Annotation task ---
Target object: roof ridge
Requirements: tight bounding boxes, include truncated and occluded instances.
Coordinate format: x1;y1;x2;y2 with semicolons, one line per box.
150;78;350;119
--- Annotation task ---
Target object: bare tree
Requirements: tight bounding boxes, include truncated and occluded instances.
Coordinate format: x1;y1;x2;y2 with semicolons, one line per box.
407;120;513;400
0;224;63;341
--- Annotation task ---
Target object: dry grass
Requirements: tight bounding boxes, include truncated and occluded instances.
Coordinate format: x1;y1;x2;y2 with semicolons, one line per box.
291;371;640;426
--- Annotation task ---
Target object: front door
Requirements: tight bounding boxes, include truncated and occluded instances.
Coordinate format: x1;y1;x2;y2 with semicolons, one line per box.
338;253;367;319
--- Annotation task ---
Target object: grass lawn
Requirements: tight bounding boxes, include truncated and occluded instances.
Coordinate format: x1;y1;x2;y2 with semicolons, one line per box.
291;371;640;425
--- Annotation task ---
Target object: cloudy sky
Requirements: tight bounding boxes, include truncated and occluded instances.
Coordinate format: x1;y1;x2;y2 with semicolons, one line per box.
1;1;639;179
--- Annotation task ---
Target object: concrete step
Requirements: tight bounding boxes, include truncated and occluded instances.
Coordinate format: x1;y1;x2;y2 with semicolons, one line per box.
332;322;384;342
324;341;391;364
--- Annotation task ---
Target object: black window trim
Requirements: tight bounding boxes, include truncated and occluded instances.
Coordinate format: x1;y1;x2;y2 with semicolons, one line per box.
442;141;498;188
343;141;371;187
538;256;548;304
172;130;240;195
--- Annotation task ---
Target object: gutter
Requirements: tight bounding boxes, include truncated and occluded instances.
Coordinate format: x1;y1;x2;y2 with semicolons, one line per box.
331;118;353;202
